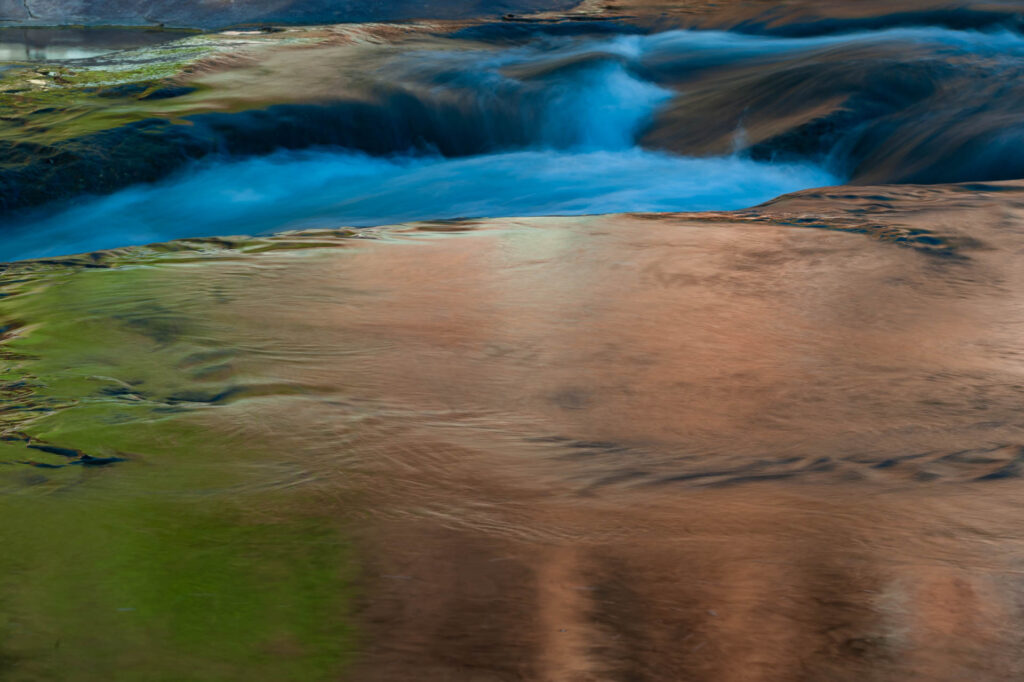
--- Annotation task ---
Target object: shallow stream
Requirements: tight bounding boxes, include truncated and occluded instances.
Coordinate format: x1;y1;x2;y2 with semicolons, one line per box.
4;7;1024;681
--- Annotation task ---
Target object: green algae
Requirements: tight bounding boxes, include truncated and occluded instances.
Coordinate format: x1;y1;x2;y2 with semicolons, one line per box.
0;24;420;216
0;494;355;682
0;256;358;680
0;29;323;146
0;42;203;144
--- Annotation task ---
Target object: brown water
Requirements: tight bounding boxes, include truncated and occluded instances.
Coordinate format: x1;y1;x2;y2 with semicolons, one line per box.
5;183;1022;679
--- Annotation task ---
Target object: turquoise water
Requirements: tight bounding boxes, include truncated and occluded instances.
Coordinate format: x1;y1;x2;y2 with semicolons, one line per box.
3;149;834;261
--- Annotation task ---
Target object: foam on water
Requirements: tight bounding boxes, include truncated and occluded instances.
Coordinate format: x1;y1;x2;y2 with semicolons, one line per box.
538;62;671;150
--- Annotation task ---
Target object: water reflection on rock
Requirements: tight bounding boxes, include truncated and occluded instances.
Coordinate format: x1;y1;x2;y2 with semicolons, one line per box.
4;183;1024;679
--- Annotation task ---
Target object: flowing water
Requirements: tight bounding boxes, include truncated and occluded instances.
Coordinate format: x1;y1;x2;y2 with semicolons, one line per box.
13;21;1024;259
4;6;1024;681
2;150;834;260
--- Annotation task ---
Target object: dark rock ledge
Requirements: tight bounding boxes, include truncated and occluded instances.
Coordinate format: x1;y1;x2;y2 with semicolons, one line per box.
0;0;578;30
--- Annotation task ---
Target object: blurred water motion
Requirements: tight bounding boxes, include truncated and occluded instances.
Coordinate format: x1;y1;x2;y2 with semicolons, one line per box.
6;5;1024;679
1;149;833;261
15;21;1024;258
3;183;1024;679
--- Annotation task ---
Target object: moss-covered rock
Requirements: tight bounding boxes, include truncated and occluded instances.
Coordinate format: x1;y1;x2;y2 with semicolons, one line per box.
0;26;346;214
0;247;360;680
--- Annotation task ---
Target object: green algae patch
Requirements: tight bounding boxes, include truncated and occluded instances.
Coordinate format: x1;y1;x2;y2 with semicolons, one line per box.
0;495;355;682
0;41;207;145
0;258;359;681
0;25;362;217
0;29;323;146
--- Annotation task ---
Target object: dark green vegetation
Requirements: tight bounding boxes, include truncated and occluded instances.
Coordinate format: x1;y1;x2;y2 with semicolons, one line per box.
0;251;357;681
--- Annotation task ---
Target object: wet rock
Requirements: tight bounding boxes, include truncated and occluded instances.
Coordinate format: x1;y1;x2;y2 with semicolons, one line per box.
0;0;579;30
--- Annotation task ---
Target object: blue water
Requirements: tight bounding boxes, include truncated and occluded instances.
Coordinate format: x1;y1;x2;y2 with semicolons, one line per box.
3;149;835;260
1;31;843;262
32;26;1024;259
7;24;1024;260
596;26;1024;59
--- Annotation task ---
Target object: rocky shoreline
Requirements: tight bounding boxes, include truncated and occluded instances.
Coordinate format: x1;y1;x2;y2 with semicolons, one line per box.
5;4;1024;224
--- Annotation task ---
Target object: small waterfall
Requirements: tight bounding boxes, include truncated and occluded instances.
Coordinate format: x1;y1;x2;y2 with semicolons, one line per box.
536;61;672;150
10;23;1024;260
